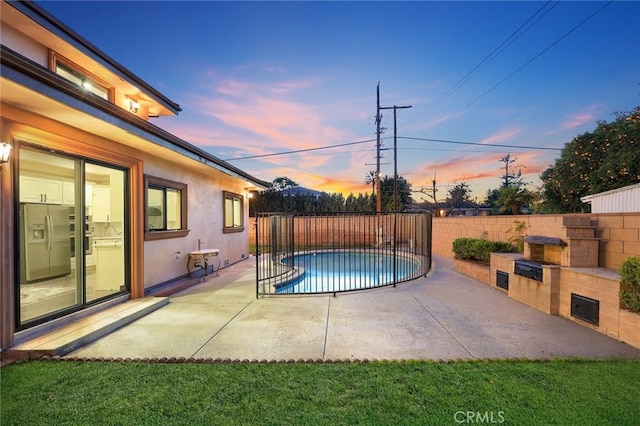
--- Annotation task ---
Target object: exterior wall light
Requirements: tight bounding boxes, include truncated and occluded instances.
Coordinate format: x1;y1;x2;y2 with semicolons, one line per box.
0;142;12;169
129;99;140;113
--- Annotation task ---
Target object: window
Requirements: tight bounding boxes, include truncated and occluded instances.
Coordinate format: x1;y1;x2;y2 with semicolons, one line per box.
144;175;188;241
50;51;113;101
223;191;244;233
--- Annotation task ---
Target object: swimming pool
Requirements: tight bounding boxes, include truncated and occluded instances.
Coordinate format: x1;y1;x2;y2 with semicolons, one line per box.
275;251;421;294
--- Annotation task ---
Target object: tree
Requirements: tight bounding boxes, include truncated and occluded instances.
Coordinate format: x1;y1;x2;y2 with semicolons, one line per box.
379;175;413;212
497;186;537;215
540;107;640;213
482;188;500;211
484;154;529;213
499;154;525;188
447;181;472;208
364;170;377;196
271;176;299;191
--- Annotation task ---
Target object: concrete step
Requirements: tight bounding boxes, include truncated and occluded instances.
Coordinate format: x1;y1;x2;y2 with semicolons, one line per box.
6;297;169;361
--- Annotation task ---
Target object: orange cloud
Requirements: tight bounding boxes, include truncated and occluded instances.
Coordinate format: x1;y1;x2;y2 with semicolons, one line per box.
406;150;554;197
189;77;348;155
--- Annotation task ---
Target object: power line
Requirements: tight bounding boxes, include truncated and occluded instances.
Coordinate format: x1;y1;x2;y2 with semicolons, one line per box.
223;135;561;162
434;1;559;106
461;0;613;110
399;136;561;151
222;138;376;161
228;146;509;162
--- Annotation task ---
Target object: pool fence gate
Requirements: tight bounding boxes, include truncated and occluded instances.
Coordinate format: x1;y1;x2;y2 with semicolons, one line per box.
254;212;432;296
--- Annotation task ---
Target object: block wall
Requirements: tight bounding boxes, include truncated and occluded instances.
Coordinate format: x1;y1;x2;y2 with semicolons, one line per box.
433;213;640;270
558;269;621;338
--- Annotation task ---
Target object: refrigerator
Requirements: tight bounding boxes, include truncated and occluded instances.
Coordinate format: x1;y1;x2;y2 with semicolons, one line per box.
20;203;71;283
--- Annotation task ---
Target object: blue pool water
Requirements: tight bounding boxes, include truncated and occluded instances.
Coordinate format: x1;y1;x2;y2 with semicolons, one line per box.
277;251;420;294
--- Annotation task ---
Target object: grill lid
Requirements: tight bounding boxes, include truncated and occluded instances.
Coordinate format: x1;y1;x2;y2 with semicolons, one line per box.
524;236;566;246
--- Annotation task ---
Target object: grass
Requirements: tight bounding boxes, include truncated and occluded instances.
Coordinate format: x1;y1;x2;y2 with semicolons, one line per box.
2;359;640;425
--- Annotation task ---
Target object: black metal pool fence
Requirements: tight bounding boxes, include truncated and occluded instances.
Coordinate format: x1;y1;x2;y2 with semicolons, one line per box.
255;212;432;296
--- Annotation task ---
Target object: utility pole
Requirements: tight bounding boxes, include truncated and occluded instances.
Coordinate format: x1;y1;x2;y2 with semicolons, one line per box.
380;104;412;211
368;84;389;213
375;83;382;213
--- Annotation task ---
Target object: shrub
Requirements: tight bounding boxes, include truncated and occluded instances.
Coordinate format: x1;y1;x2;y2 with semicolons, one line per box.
619;256;640;312
452;238;514;263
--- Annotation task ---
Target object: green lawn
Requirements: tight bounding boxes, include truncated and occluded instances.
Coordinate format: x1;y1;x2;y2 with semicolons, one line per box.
2;359;639;425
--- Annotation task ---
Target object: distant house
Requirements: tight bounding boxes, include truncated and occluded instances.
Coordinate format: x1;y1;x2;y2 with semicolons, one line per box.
0;1;268;352
279;186;323;198
409;202;491;217
581;183;640;213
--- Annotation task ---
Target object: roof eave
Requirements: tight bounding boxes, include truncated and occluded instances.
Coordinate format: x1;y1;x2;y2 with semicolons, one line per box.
1;45;269;189
8;0;182;115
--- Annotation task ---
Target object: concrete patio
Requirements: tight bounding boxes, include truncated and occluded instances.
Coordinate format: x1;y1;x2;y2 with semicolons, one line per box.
60;255;640;361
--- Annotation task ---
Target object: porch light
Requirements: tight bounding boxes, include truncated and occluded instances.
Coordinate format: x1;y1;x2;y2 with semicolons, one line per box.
129;99;140;113
0;142;12;166
245;188;254;199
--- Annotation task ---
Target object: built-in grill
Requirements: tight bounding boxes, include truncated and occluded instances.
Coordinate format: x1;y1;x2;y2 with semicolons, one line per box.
499;219;600;317
523;236;567;247
514;235;568;282
514;260;544;282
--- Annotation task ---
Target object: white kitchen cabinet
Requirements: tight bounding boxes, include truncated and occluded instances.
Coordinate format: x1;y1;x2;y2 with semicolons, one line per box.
85;184;93;206
63;181;75;205
20;175;63;204
91;185;111;222
109;169;124;223
91;173;123;223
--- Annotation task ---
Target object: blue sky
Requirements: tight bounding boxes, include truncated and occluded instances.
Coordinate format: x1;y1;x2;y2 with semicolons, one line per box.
41;1;639;201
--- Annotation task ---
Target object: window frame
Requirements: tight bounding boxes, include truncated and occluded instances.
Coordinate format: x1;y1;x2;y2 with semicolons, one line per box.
49;51;114;102
223;191;245;233
144;175;189;241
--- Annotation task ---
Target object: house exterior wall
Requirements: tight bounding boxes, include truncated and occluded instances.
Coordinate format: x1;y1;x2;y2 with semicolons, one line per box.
0;0;265;350
1;103;257;349
432;213;640;271
142;155;252;288
2;113;253;289
1;23;48;67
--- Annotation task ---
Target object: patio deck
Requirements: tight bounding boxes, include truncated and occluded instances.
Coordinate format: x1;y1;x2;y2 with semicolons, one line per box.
7;256;640;362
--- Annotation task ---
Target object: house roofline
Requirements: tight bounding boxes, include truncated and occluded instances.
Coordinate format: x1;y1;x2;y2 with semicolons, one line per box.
581;183;640;203
9;0;182;114
1;45;269;189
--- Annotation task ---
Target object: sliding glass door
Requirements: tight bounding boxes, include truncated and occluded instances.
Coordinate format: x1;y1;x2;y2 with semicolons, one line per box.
17;146;127;327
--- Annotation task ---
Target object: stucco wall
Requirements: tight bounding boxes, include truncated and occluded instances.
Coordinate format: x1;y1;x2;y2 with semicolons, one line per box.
142;155;252;288
2;114;253;293
433;213;640;270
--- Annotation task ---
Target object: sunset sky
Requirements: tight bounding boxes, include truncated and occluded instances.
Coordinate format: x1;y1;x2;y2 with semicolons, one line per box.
41;1;639;202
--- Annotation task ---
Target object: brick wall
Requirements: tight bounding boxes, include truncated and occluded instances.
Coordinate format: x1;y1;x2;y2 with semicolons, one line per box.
558;268;621;338
433;213;640;270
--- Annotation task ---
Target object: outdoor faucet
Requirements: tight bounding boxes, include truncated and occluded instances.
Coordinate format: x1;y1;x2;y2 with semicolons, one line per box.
198;239;204;251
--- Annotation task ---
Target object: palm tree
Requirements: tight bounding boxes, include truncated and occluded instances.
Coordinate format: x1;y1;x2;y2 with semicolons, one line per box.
364;170;377;196
498;186;537;215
